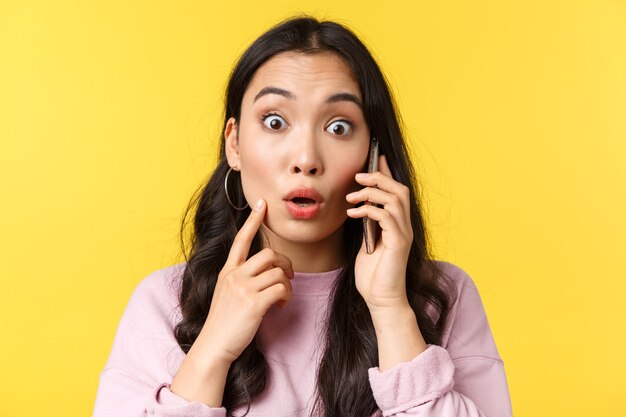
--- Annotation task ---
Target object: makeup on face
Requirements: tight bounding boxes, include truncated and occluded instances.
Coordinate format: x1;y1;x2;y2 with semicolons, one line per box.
231;52;371;248
283;187;323;219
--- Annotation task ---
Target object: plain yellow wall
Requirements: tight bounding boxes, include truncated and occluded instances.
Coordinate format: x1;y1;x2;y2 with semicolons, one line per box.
1;1;625;416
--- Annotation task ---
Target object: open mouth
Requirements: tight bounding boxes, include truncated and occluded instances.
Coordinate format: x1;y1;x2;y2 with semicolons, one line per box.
290;197;317;207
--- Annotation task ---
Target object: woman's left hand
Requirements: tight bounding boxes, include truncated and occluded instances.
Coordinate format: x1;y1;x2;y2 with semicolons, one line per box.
346;154;414;314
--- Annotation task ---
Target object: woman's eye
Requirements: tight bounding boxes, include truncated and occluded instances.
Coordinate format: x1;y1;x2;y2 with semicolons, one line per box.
326;120;352;136
262;114;287;131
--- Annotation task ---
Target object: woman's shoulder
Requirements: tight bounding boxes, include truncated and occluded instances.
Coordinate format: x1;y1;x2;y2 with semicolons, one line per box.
432;259;474;286
102;263;189;381
430;260;503;360
430;259;484;307
133;262;187;302
429;259;488;314
118;262;188;334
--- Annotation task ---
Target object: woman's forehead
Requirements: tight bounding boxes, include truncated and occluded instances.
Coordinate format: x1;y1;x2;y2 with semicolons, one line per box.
244;51;362;102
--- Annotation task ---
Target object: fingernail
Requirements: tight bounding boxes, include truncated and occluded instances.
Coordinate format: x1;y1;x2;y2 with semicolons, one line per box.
356;173;368;179
347;208;358;213
254;199;264;211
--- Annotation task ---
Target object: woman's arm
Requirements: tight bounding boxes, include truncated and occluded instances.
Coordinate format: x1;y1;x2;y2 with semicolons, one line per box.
366;265;513;417
94;200;294;416
169;330;231;407
94;366;228;417
370;304;428;372
92;269;228;417
347;156;511;416
368;344;510;417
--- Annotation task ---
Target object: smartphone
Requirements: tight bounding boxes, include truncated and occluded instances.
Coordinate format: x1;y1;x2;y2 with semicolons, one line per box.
363;137;380;254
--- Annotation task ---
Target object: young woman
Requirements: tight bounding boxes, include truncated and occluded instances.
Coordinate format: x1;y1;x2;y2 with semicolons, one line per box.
93;16;512;417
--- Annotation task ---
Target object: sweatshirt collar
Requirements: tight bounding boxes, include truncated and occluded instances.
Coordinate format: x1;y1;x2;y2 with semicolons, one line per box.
290;267;345;295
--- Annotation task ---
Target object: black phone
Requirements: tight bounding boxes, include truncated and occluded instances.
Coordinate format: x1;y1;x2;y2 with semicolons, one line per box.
363;138;380;254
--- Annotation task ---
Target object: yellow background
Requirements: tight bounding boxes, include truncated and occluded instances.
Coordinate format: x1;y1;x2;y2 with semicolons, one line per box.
1;1;625;416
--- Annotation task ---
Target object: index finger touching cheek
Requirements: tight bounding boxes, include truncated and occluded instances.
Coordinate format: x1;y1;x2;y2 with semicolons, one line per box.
225;199;266;267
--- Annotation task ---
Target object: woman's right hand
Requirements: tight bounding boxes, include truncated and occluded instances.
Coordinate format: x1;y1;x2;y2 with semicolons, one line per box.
196;198;294;366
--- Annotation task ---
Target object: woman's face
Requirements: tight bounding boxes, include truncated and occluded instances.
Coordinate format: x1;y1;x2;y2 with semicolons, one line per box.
225;51;370;246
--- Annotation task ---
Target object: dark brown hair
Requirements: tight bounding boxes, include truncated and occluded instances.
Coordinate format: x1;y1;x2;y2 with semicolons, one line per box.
174;15;457;417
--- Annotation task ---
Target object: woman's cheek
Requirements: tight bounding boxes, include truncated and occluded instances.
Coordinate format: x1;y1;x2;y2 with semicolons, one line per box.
332;165;362;206
240;157;271;203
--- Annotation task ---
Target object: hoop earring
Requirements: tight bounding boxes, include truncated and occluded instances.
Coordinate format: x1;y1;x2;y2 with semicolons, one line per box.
225;167;249;210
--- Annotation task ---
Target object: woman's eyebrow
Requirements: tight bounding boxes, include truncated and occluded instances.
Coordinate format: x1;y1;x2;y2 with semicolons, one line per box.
253;86;363;109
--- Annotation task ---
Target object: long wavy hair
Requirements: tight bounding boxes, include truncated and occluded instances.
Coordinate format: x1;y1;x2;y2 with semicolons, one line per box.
174;15;458;417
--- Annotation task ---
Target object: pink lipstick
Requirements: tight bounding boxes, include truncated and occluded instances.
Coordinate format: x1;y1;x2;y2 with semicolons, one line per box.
283;188;323;219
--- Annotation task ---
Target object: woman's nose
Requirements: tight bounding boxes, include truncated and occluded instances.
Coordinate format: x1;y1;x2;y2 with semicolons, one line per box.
289;132;323;175
293;164;318;175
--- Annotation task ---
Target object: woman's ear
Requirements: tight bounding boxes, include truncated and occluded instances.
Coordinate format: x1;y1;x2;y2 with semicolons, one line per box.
224;117;240;168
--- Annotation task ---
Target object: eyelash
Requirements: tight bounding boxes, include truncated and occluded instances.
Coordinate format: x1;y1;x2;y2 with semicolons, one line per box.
260;112;354;135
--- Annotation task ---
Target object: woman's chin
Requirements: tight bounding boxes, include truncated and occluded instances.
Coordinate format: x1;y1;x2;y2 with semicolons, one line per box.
262;220;343;246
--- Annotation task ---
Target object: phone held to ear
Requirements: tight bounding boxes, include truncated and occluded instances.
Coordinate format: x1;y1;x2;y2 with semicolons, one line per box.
363;137;380;254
